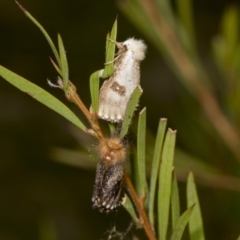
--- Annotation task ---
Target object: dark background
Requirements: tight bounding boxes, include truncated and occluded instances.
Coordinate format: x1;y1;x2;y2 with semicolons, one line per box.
0;0;239;239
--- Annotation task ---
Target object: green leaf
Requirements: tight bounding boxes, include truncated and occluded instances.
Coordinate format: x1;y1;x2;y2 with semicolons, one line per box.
170;204;195;240
171;171;180;228
236;234;240;240
175;149;240;192
155;0;175;27
136;107;147;197
108;122;116;135
158;128;177;240
90;70;102;114
120;86;143;139
175;149;219;174
50;147;95;169
222;6;239;53
16;1;61;66
102;19;118;79
122;195;138;222
58;34;69;91
175;0;196;49
148;118;167;225
0;65;87;132
187;172;205;240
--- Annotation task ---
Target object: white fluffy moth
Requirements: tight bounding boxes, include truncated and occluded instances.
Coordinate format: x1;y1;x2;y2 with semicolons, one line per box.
98;38;147;122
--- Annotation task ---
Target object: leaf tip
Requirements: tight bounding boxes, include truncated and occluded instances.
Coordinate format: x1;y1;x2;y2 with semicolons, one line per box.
168;128;177;134
137;85;143;93
15;1;26;12
160;118;167;122
188;171;195;181
49;57;58;67
191;203;196;208
139;107;146;115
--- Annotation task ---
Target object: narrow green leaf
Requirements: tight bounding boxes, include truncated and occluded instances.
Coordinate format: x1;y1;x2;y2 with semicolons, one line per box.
171;171;181;228
136;107;147;197
222;6;239;52
148;118;167;225
175;0;196;49
108;122;116;135
155;0;175;27
122;195;138;222
89;70;102;113
170;204;195;240
50;147;95;169
236;234;240;240
120;86;142;139
175;149;219;174
58;34;69;91
102;19;118;79
187;172;205;240
0;65;87;131
16;1;61;66
158;128;177;240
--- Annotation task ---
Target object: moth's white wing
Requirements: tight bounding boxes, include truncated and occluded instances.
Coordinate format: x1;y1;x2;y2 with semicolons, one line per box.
98;51;140;122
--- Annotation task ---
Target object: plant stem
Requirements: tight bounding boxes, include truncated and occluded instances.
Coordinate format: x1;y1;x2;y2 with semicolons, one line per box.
67;82;104;140
124;172;157;240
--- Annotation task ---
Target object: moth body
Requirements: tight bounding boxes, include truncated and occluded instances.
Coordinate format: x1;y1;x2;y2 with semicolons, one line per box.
92;137;126;212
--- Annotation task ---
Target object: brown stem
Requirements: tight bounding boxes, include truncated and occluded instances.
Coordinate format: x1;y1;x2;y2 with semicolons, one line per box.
72;94;104;139
67;81;104;140
124;172;157;240
71;92;92;121
139;0;240;162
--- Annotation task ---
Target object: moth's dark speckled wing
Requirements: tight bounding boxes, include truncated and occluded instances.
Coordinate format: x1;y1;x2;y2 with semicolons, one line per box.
92;160;124;212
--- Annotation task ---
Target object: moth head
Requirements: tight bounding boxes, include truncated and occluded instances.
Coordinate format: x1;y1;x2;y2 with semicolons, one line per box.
123;38;147;61
98;137;126;165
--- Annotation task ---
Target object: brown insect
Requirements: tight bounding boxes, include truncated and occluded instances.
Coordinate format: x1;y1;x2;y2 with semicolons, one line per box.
92;137;127;212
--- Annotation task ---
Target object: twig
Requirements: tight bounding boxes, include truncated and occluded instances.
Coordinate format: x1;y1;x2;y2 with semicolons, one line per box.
66;81;104;140
139;0;240;162
124;172;157;240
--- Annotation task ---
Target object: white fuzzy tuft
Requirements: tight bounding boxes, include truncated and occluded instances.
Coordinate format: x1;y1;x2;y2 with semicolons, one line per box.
123;38;147;61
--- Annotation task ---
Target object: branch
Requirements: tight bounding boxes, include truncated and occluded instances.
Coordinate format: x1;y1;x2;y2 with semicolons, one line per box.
66;81;104;140
124;172;157;240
